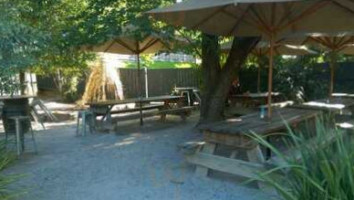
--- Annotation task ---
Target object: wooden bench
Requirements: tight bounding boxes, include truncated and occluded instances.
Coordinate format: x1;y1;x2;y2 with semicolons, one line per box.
93;104;164;116
158;106;195;121
259;101;294;109
97;106;195;130
109;106;195;122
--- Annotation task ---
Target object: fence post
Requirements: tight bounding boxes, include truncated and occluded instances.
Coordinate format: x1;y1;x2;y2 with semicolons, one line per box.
144;67;148;98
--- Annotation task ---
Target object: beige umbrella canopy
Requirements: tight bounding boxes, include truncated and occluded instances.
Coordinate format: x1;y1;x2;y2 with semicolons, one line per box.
148;0;354;37
85;32;179;126
221;40;315;56
148;0;354;118
221;40;316;92
86;35;172;55
288;35;354;96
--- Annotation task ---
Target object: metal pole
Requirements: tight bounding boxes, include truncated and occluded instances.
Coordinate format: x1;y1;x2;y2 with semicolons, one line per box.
137;54;143;126
144;67;148;98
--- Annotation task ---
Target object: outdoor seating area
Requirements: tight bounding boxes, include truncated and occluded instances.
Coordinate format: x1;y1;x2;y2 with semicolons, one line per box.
4;0;354;200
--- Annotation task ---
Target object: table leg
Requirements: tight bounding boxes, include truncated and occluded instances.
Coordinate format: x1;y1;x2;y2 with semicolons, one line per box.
101;105;113;122
15;119;21;156
195;143;216;177
82;112;86;136
160;101;169;121
246;145;273;192
76;112;80;136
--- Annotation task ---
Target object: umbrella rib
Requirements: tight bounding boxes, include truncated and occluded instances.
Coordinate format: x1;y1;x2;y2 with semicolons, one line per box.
249;5;273;35
226;5;251;35
191;6;226;30
337;45;350;53
115;38;138;54
271;3;276;29
315;37;334;50
324;37;336;50
331;0;354;15
103;40;117;52
338;36;354;47
301;37;311;46
223;5;267;33
335;36;347;48
278;1;331;33
275;2;296;30
140;38;161;53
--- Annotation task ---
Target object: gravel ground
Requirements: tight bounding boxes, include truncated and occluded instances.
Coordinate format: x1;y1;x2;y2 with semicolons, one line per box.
4;114;273;200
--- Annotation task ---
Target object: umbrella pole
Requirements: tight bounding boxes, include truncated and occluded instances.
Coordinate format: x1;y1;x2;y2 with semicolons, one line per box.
329;52;336;97
257;59;261;93
267;35;275;119
137;54;143;126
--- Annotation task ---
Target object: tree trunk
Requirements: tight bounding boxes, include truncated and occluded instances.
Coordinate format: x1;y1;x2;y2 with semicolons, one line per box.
199;34;259;125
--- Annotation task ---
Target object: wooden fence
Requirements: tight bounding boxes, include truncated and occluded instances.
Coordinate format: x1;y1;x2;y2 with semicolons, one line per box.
38;68;200;99
119;68;200;98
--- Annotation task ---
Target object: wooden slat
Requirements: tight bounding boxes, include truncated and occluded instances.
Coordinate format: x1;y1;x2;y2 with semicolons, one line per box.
202;108;321;136
87;95;184;106
186;152;266;180
93;104;164;116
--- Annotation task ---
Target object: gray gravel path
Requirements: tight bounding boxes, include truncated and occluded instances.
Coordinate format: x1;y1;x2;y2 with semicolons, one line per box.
5;115;272;200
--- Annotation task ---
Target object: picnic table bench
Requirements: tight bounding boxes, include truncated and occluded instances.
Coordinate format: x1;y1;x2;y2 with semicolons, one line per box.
229;92;282;107
86;95;195;129
183;107;322;189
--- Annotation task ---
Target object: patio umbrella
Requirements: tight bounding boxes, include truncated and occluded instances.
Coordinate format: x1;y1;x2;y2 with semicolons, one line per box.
85;33;177;126
148;0;354;118
290;35;354;96
221;40;316;92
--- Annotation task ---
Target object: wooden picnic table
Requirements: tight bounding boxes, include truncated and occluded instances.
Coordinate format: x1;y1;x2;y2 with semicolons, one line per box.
86;95;184;107
229;92;282;107
292;97;354;115
87;95;192;128
332;93;354;98
186;107;321;188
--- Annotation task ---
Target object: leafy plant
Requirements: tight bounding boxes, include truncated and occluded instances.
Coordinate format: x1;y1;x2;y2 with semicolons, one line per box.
0;141;20;200
250;121;354;200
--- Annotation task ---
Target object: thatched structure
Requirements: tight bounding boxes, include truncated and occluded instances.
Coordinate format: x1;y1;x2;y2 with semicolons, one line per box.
81;59;123;104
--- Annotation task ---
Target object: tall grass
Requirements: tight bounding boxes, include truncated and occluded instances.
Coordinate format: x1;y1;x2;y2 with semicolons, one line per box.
0;140;19;200
251;121;354;200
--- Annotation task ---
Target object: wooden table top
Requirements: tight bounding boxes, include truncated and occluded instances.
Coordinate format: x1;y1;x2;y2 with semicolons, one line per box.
86;95;184;106
332;93;354;98
201;107;320;136
0;95;35;100
231;92;280;99
293;98;354;112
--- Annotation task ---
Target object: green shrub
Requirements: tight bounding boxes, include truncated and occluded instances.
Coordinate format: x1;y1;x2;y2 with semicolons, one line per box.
251;122;354;200
0;141;20;200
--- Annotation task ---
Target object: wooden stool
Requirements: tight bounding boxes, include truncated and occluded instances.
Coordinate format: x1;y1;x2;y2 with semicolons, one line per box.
76;110;94;136
7;116;38;156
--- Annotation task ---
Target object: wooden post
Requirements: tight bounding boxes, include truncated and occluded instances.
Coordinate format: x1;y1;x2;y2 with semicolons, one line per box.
15;118;21;156
329;52;337;97
246;145;273;191
267;34;275;119
257;61;262;93
195;143;216;177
